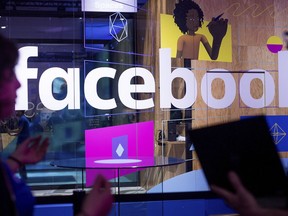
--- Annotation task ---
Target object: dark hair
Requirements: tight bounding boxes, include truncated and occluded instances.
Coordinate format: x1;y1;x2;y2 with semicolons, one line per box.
0;34;19;79
173;0;204;34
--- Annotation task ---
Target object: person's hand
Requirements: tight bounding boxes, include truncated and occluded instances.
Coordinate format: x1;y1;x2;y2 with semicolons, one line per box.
211;171;288;216
79;175;113;216
211;172;263;216
9;135;49;166
6;135;49;173
208;18;228;41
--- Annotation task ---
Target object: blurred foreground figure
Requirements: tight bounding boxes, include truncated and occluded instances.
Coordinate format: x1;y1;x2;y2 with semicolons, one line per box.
0;33;113;216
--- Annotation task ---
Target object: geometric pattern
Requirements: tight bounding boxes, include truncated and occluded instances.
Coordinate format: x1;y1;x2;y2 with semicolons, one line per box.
116;144;124;157
270;123;286;145
109;12;128;42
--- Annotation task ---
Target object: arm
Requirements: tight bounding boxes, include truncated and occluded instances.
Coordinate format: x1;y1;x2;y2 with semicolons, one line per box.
176;36;184;58
211;172;288;216
176;50;182;58
202;39;224;60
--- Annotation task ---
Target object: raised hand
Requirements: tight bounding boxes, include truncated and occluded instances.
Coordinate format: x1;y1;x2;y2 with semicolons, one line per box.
7;135;49;173
79;175;113;216
211;172;261;215
211;172;288;216
208;18;228;41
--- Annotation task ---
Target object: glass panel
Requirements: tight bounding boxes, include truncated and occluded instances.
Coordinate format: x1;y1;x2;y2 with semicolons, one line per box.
0;0;284;203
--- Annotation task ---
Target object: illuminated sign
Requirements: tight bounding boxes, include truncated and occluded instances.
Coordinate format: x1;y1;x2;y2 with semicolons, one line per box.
81;0;137;13
15;46;288;111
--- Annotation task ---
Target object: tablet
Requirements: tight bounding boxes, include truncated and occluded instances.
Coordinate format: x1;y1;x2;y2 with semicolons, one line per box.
189;116;288;208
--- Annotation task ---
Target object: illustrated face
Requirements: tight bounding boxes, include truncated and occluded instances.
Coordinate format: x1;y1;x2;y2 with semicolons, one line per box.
0;68;21;119
186;9;200;33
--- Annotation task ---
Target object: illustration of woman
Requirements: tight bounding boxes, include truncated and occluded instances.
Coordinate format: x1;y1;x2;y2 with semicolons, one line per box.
173;0;228;60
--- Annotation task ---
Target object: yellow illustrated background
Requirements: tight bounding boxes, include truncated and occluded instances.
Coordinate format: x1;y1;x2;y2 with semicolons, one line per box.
160;13;232;62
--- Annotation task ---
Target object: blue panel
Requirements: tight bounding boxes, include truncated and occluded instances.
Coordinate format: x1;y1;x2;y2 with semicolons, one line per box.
163;199;205;216
114;200;206;216
265;116;288;151
112;201;163;216
205;199;236;215
241;115;288;151
146;201;164;215
34;199;236;216
34;204;73;216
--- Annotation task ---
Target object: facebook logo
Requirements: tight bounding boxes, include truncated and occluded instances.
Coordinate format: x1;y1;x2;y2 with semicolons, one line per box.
112;135;128;159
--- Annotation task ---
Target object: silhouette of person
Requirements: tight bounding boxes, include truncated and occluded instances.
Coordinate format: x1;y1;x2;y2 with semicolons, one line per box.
173;0;228;60
0;33;113;216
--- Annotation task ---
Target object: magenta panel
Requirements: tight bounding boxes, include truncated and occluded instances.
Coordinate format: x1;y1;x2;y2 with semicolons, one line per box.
85;121;154;186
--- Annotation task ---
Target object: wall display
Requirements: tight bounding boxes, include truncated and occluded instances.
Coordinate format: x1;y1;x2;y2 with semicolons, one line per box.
161;0;231;62
160;13;232;62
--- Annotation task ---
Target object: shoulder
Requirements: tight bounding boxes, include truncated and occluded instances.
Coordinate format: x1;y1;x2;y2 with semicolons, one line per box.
177;34;186;41
200;34;208;40
195;34;208;43
195;33;207;39
178;34;193;42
